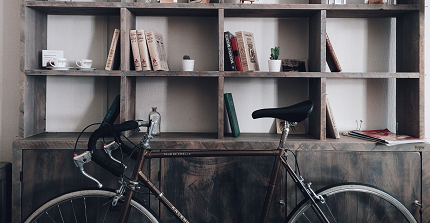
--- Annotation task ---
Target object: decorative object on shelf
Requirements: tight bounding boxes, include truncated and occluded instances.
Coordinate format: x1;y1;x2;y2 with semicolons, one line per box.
224;31;237;71
326;33;342;72
240;0;254;4
282;59;308;72
235;31;259;71
105;28;120;71
149;107;161;136
130;30;143;71
42;50;63;67
268;46;281;72
188;0;210;3
328;0;346;4
49;58;67;68
224;93;240;138
76;59;92;69
136;30;152;71
182;55;195;71
145;31;169;71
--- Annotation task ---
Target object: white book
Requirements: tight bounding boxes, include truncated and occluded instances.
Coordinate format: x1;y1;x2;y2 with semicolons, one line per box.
145;31;169;71
136;30;152;71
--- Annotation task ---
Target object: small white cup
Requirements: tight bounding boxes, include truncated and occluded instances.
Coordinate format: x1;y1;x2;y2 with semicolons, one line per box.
49;58;67;67
76;59;92;68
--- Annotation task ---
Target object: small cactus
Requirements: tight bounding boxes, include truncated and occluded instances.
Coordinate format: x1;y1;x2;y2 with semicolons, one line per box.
183;55;191;60
270;46;280;60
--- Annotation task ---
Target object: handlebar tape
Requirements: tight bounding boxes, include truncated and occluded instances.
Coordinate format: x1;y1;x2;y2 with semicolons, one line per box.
87;120;139;177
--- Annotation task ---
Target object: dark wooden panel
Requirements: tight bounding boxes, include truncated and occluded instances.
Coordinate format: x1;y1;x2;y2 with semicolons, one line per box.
160;155;285;222
218;77;224;139
309;78;325;140
422;151;430;222
397;78;422;138
23;75;46;138
309;10;324;72
289;151;422;221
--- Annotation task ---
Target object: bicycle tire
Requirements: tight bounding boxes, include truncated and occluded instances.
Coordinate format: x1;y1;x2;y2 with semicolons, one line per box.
287;183;417;223
24;189;161;223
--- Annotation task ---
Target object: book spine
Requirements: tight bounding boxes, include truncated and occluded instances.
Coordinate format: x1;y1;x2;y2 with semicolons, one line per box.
224;93;240;137
136;30;152;71
154;32;169;71
235;31;249;71
105;28;120;71
326;34;342;72
243;31;259;71
145;31;161;71
230;37;242;71
145;31;169;71
326;95;340;139
130;30;142;71
224;32;236;71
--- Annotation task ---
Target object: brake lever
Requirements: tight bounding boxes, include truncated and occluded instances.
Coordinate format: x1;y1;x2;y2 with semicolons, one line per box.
104;141;127;169
73;151;103;188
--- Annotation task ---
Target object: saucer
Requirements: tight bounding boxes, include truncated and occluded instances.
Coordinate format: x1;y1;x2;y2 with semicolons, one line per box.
77;67;96;71
48;67;71;71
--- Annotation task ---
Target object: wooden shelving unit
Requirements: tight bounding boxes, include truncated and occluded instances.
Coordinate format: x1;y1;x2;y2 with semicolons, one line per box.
13;0;428;222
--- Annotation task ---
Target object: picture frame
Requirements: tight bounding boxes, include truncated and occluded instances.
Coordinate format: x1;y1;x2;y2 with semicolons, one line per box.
282;59;308;72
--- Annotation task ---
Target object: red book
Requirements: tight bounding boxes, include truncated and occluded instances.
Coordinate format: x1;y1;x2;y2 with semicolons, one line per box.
230;37;243;71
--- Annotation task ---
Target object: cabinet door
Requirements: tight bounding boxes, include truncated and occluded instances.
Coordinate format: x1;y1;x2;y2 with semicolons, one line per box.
160;156;286;222
285;151;421;221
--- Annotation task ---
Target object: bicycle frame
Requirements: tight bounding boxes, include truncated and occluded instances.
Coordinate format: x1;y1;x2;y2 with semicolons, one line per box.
116;122;329;223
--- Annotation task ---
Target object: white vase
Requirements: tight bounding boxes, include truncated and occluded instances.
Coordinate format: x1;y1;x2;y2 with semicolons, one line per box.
268;60;282;72
182;60;195;71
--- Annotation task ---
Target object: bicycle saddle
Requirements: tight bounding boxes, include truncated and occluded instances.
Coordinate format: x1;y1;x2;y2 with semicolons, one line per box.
252;100;313;122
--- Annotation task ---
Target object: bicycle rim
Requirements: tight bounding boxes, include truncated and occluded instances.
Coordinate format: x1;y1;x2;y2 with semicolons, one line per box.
287;183;417;223
24;189;161;223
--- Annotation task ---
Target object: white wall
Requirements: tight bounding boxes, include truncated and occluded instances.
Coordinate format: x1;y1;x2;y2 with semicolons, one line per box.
0;0;20;162
0;0;429;162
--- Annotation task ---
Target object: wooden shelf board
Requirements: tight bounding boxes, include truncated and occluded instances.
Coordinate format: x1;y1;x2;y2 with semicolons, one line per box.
25;2;419;18
25;2;122;15
25;70;420;78
13;132;428;152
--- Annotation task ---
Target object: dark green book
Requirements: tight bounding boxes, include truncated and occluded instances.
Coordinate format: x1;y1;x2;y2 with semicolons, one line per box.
224;93;240;137
102;94;120;125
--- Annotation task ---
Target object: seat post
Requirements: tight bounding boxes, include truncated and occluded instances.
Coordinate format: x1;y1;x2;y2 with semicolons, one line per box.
278;121;290;149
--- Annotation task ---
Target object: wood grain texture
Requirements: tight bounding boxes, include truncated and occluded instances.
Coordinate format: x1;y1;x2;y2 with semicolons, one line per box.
291;151;422;222
309;78;326;140
422;151;430;223
309;10;324;72
121;8;134;71
218;77;224;139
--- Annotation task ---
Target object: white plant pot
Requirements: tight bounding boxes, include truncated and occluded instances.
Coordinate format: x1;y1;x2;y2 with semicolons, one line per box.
268;60;282;72
182;60;195;71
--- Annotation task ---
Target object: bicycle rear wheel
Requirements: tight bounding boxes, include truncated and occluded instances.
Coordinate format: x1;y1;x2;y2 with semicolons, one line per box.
287;183;417;223
24;189;161;223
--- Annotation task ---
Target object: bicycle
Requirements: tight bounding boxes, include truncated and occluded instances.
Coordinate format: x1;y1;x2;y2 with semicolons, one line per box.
24;100;418;223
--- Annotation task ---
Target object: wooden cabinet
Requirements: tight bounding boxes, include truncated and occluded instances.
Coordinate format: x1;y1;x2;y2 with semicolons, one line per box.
14;0;427;222
12;137;429;222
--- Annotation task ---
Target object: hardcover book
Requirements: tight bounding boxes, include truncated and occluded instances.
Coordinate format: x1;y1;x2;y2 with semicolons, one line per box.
345;129;425;146
102;95;120;125
230;36;242;71
130;30;142;71
326;95;340;139
326;34;342;72
105;28;120;71
224;93;240;137
136;30;152;71
145;31;169;71
224;31;236;71
235;31;259;71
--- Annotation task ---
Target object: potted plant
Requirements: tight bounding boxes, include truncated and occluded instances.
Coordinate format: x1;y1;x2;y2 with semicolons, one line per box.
182;55;195;71
268;46;281;72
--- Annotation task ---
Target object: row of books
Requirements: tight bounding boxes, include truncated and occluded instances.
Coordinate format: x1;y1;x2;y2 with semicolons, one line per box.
224;31;260;72
105;29;169;71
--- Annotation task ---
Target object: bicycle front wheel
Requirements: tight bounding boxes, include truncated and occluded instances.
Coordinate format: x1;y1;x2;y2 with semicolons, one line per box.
24;189;161;223
287;183;417;223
